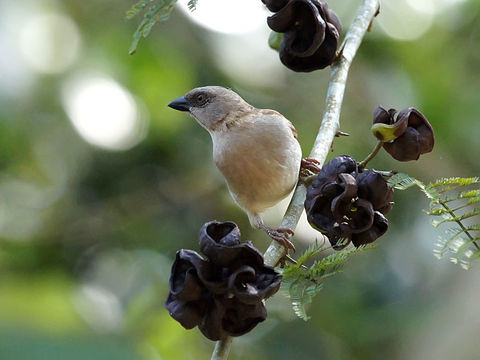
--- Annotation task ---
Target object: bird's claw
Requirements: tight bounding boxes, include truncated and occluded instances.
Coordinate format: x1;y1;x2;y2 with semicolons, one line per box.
300;158;322;185
301;158;322;175
264;227;296;252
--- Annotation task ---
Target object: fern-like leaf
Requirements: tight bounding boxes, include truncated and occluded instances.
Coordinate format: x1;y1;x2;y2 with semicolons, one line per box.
388;173;480;269
296;238;327;267
430;177;480;188
427;178;480;269
127;0;198;54
310;244;375;278
388;172;419;190
126;0;152;19
187;0;198;10
281;243;374;320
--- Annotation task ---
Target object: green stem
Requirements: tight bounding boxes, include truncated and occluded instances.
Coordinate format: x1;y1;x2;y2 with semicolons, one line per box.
358;140;383;171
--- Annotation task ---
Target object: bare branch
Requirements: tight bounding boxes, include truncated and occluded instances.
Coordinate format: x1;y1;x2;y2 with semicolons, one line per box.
211;336;233;360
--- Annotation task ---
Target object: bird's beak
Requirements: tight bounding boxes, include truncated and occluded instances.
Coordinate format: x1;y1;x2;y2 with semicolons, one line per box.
168;96;191;112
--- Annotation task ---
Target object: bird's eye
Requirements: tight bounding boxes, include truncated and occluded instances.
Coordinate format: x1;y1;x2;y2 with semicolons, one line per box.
197;94;205;102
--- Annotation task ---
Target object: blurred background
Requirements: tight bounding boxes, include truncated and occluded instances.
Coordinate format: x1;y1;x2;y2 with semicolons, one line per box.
0;0;479;359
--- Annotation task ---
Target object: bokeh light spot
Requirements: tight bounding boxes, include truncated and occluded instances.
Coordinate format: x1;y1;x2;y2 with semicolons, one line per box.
62;75;148;151
377;0;434;41
178;0;268;34
19;12;81;74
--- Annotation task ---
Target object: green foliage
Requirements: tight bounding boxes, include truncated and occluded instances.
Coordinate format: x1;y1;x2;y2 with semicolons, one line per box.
388;172;422;191
187;0;198;10
268;31;283;52
389;174;480;269
278;241;375;321
126;0;199;54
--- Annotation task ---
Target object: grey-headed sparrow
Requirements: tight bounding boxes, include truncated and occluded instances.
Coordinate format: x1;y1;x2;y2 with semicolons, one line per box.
168;86;307;250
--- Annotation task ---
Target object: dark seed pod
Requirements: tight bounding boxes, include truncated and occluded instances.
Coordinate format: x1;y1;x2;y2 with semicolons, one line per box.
356;169;394;214
165;250;211;329
373;106;435;161
266;0;342;72
199;221;264;268
198;297;267;340
305;155;357;247
351;211;389;247
305;156;393;249
228;264;282;305
166;221;282;341
262;0;290;12
330;174;374;239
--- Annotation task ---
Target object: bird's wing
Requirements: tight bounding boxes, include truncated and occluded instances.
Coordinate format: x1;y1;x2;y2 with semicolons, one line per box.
259;109;298;139
287;120;298;139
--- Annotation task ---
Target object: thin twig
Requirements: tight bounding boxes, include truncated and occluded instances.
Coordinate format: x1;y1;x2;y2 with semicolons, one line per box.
358;140;384;171
212;1;380;358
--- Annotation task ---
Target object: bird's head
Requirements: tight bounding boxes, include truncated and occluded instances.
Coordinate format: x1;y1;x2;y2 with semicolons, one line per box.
168;86;252;132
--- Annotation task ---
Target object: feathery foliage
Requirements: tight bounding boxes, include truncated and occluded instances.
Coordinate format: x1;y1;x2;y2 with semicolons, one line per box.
127;0;199;54
187;0;198;10
278;240;375;321
389;173;480;269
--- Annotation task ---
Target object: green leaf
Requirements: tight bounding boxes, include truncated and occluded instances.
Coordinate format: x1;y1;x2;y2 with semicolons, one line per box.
288;280;323;321
455;235;480;260
296;239;326;267
129;17;149;54
387;173;420;190
281;244;374;320
310;244;375;277
427;207;449;216
386;173;442;200
430;177;480;188
126;0;152;19
395;175;480;269
430;208;480;227
468;249;480;261
371;122;405;142
467;197;480;205
187;0;198;10
459;207;480;221
421;185;441;200
459;189;480;199
268;31;284;52
424;177;480;269
127;0;178;55
440;227;467;251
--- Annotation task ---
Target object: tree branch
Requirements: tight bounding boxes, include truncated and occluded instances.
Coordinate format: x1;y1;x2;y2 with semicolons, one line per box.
211;336;233;360
265;0;380;268
212;0;380;358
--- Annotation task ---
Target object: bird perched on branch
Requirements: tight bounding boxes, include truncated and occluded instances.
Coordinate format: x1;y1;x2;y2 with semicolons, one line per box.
168;86;314;251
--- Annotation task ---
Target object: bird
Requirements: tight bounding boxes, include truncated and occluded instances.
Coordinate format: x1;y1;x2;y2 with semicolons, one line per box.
168;86;313;251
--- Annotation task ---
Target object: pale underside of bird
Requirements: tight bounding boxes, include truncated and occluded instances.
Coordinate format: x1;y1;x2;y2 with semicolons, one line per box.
168;86;312;251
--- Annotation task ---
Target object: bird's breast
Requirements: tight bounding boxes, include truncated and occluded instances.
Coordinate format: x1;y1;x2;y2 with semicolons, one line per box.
212;117;302;214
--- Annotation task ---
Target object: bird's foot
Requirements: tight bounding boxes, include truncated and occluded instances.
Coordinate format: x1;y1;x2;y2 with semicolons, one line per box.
301;157;322;175
260;225;296;252
300;158;322;185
